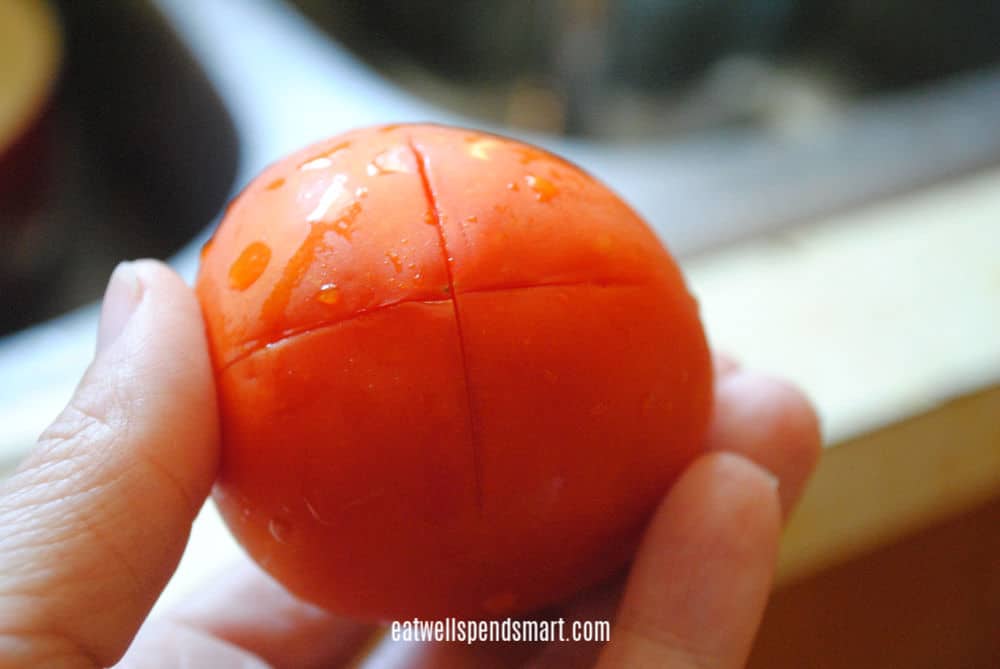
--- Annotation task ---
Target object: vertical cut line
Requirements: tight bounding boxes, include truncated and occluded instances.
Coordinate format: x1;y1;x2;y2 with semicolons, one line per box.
408;138;484;514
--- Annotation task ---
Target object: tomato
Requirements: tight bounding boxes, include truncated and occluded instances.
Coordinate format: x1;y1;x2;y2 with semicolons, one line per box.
196;124;712;621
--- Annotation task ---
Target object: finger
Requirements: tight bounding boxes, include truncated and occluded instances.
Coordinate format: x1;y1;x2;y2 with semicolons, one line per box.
520;581;619;669
117;623;269;669
0;260;220;668
361;613;540;669
159;560;378;669
596;452;781;669
707;368;822;518
362;638;536;669
712;352;741;378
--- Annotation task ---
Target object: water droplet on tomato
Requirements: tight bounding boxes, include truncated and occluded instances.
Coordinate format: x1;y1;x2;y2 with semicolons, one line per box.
366;145;415;176
422;211;436;225
355;186;369;199
506;181;519;192
333;218;353;240
525;174;557;202
304;494;333;526
465;215;478;223
228;241;271;290
266;177;286;190
268;517;293;544
306;174;350;222
298;141;350;171
304;487;386;525
385;250;403;272
316;283;340;305
262;201;361;323
300;157;332;171
467;138;499;160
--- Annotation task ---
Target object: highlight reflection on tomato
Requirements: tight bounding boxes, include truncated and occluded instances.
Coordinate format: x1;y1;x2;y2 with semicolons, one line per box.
196;124;712;621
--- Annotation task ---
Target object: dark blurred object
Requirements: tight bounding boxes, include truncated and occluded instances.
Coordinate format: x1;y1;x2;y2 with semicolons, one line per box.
800;0;1000;87
606;0;795;89
290;1;554;83
0;0;239;335
291;0;797;136
749;495;1000;668
292;0;795;85
0;0;63;332
291;0;1000;139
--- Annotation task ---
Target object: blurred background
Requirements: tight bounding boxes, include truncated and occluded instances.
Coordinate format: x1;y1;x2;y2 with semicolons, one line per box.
1;1;998;666
296;0;1000;139
3;0;1000;335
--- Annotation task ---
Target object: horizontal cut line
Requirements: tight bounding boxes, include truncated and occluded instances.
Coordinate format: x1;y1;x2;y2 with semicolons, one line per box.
455;279;649;295
218;279;652;372
219;297;451;373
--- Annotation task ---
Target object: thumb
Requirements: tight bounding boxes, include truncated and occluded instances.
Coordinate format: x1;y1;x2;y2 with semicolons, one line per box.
0;260;220;668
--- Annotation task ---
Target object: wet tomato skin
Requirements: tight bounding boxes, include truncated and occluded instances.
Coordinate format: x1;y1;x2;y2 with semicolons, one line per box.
196;124;712;622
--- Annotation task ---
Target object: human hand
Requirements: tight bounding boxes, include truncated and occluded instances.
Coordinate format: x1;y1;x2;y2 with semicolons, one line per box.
0;260;820;668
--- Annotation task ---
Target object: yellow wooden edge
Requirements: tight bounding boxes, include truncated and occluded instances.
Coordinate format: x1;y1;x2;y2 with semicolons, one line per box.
776;383;1000;586
679;165;1000;583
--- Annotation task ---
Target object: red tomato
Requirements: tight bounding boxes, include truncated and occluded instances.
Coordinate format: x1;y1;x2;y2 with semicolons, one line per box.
196;124;712;621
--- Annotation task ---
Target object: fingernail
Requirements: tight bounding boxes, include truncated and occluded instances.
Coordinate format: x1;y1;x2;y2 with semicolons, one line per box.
760;466;780;491
97;262;143;353
747;457;781;491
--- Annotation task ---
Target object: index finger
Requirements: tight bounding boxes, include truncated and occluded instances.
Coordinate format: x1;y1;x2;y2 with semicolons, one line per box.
596;452;782;669
708;357;822;518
